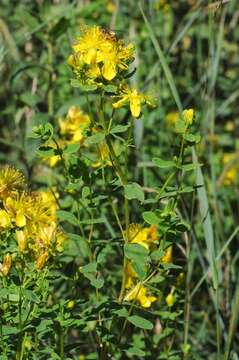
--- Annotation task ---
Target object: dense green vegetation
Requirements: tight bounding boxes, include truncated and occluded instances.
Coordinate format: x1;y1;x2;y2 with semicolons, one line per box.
0;1;239;359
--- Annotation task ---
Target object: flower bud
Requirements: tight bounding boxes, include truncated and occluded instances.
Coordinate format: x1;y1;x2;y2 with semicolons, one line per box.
16;212;26;227
67;300;75;310
16;230;27;253
36;252;48;270
166;292;175;307
0;253;12;276
0;210;11;229
161;246;173;264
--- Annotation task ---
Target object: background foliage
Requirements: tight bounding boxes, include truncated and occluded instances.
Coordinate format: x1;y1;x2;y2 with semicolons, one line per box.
0;0;239;359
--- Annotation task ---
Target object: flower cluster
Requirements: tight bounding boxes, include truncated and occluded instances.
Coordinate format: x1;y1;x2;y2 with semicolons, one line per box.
48;106;90;167
0;166;66;275
46;105;117;169
68;26;153;118
68;26;134;83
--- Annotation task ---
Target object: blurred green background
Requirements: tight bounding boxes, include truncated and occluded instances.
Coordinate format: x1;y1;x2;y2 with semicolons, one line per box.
1;0;239;358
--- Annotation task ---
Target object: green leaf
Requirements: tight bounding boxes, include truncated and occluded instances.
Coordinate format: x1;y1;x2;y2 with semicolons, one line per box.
143;211;159;225
124;244;148;279
38;146;56;157
124;243;148;262
81;262;97;274
184;133;201;143
20;92;40;107
70;79;97;92
114;307;129;318
152;157;176;169
128;315;153;330
111;124;130;134
2;326;19;336
57;210;79;226
84;133;105;146
126;347;146;357
181;163;201;172
124;183;144;202
49;17;70;39
63;143;80;154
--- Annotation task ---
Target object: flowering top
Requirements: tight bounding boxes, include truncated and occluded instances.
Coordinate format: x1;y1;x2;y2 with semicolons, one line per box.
68;26;134;84
0;166;66;273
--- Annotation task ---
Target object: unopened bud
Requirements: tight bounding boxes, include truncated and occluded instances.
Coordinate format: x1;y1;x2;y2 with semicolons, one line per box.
161;246;173;264
0;210;11;229
0;253;12;276
16;230;27;252
166;292;175;307
36;252;48;270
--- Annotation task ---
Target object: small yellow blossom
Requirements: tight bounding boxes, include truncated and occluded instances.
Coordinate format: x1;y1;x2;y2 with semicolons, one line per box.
113;85;153;118
106;0;116;13
166;111;179;126
161;246;173;264
92;142;112;168
222;153;237;186
125;262;137;289
225;121;235;132
128;223;158;250
0;209;11;229
72;26;108;65
0;166;25;200
98;42;134;81
182;109;195;126
124;282;157;308
59;106;90;143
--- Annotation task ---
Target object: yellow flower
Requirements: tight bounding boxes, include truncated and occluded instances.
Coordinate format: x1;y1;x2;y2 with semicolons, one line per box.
222;153;237;185
0;254;12;277
225;121;235;132
4;193;31;228
125;262;137;289
92;142;112;168
128;223;158;250
0;209;11;229
72;26;108;65
99;41;134;81
182;109;195;126
0;166;25;200
124;282;157;308
106;0;116;13
113;85;153;118
166;111;179;126
161;246;173;264
59;106;90;143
